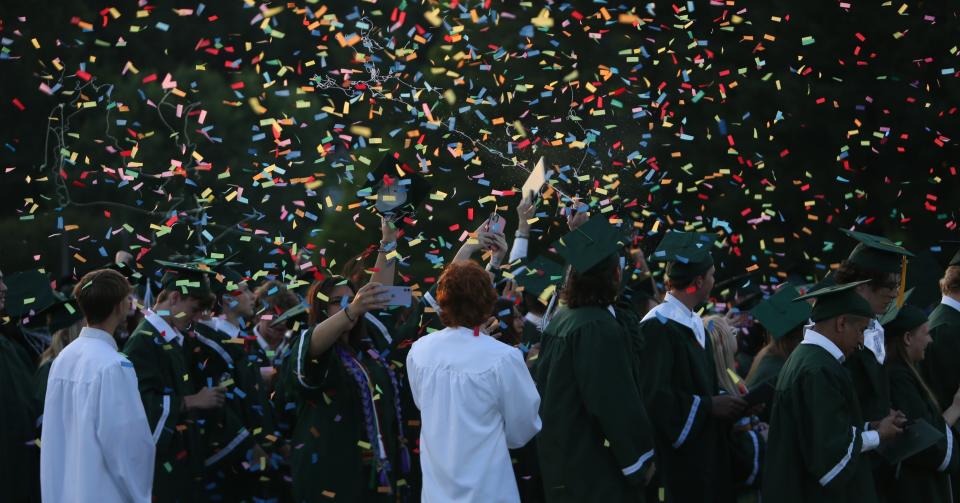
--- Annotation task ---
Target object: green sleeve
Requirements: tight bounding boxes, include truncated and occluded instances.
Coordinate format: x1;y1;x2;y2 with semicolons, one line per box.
795;369;867;489
285;330;338;393
889;369;959;473
123;333;184;454
729;426;765;487
922;329;960;411
573;320;656;485
637;321;713;449
199;406;254;468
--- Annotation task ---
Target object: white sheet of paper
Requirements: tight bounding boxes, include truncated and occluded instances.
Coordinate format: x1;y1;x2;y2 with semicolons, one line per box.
520;157;546;201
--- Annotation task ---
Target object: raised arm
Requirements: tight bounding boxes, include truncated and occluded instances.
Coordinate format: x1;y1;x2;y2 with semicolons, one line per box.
370;216;398;287
308;282;389;357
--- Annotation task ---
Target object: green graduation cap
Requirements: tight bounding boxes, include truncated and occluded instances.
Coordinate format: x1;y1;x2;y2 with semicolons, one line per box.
156;260;214;298
750;283;812;340
361;152;431;222
3;270;57;317
553;216;624;273
841;229;914;274
514;255;565;301
879;290;927;336
793;279;874;322
878;418;944;465
36;291;83;333
650;231;717;282
950;248;960;268
269;303;308;330
106;261;144;286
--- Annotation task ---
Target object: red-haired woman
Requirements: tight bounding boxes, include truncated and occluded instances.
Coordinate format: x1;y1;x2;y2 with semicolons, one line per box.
406;260;541;502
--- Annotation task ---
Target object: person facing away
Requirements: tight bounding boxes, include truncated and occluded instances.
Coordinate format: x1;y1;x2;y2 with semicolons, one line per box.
407;260;542;503
535;215;656;503
761;280;906;503
40;268;155;503
882;302;960;503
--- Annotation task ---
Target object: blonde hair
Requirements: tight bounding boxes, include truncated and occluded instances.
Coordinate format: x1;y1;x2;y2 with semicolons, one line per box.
704;315;740;396
39;321;83;367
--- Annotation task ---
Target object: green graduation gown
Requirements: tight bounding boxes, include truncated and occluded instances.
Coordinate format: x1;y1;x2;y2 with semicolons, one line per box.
761;343;878;503
886;360;958;503
534;306;655;503
284;329;405;502
919;302;960;503
123;318;204;502
0;335;40;502
745;353;785;390
636;315;733;503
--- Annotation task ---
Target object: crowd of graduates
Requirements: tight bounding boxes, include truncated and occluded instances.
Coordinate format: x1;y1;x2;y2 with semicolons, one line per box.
2;159;960;503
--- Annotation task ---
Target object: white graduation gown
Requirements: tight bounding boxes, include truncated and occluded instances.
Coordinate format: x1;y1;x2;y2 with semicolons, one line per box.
406;326;542;503
40;327;155;503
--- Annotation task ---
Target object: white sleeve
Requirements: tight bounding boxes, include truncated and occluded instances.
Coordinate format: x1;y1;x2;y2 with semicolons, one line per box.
96;362;157;503
508;236;529;264
497;350;542;448
859;430;880;452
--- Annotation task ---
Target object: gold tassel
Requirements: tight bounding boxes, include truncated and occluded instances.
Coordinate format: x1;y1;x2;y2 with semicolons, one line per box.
897;256;908;308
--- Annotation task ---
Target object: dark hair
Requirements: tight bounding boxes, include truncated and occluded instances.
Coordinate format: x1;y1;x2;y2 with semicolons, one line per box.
835;261;899;290
522;291;547;316
307;276;343;326
492;297;522;346
156;286;215;308
74;269;132;324
560;254;620;308
437;261;497;328
942;266;960;296
256;280;299;315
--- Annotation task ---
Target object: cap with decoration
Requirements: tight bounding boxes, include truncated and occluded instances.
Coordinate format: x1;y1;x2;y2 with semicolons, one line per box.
359;152;431;221
794;279;874;322
841;229;914;274
651;231;717;282
750;283;812;340
553;216;624;273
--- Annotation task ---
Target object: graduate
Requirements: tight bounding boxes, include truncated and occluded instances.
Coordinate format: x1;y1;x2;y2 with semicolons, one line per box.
123;260;230;502
283;275;410;502
919;250;960;500
535;215;656;503
251;280;301;382
407;260;541;503
0;268;41;503
40;268;155;503
761;280;906;502
835;230;914;425
882;300;960;503
744;283;811;391
636;231;746;503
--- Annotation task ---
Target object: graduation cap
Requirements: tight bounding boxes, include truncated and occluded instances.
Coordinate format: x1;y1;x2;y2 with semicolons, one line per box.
35;291;83;333
514;255;565;302
269;303;308;330
794;280;874;322
841;229;914;274
650;231;717;282
879;290;927;336
156;260;214;298
360;152;430;221
750;283;812;340
3;270;57;317
878;418;944;465
553;216;624;273
106;260;144;286
714;272;762;311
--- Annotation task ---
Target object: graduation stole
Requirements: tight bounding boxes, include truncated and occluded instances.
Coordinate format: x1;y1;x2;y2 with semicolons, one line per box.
335;343;410;491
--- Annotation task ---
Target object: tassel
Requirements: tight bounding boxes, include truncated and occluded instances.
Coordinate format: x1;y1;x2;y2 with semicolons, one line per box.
897;256;908;308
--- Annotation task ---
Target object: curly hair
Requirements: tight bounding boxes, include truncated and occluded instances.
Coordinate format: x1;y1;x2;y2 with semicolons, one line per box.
560;254;620;308
437;261;497;329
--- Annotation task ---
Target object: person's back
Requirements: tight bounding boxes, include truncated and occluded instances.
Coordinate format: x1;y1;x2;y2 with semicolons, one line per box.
42;330;155;502
408;326;540;502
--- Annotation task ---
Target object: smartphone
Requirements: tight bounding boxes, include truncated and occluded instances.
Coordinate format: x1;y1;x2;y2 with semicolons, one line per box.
382;286;412;307
489;213;506;234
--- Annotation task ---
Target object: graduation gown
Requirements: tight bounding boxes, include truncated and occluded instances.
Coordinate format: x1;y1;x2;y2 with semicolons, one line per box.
919;301;960;503
635;314;732;503
761;344;878;503
845;327;892;422
0;335;40;503
886;360;958;503
745;353;785;390
284;328;405;502
534;306;655;503
123;317;204;502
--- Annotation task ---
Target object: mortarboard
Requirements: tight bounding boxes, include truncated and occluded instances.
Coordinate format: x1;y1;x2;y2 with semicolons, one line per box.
878;419;944;465
879;290;927;336
514;255;565;303
156;260;214;298
107;261;145;286
3;270;57;317
794;280;874;322
841;229;914;274
269;303;308;331
750;283;812;340
553;216;624;273
650;231;717;282
360;152;431;222
36;291;83;333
